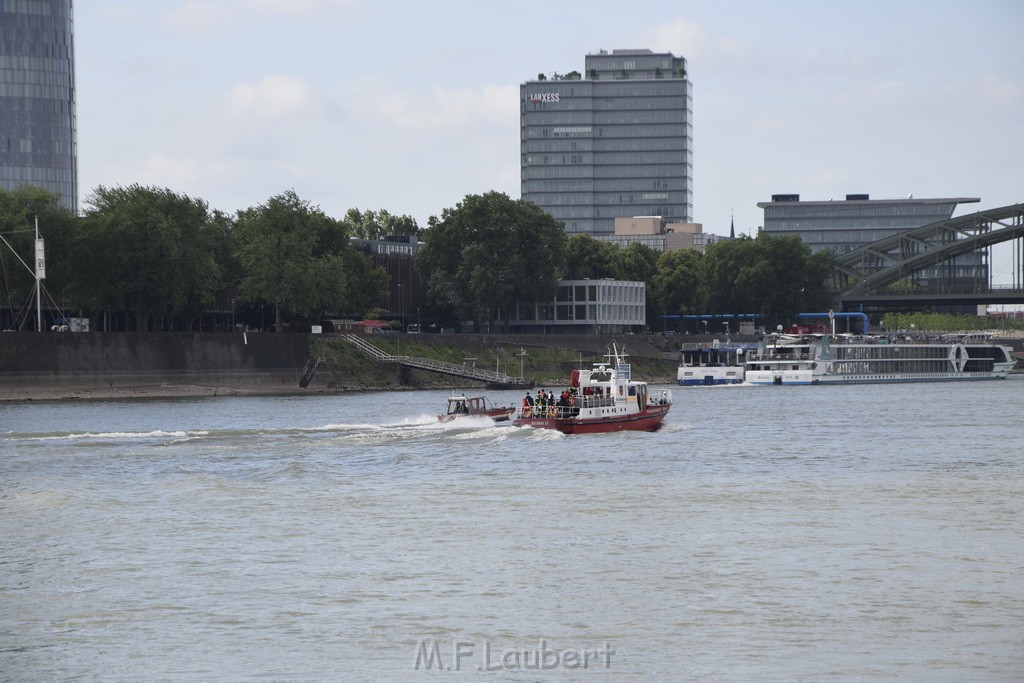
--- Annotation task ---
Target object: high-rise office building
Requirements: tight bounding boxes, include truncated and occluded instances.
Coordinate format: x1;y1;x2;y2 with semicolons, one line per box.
0;0;77;213
521;49;692;235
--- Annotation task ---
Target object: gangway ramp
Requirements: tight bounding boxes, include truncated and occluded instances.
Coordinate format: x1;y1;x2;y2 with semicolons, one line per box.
338;334;531;388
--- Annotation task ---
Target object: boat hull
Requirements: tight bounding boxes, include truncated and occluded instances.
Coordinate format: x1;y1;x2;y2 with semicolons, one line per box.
747;370;1011;385
744;369;815;385
513;404;669;434
677;366;745;386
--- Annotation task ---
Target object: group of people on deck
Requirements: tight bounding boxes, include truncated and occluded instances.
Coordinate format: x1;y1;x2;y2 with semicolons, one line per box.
520;388;579;419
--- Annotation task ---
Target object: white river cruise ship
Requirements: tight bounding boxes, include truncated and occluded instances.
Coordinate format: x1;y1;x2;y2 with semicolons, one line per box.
745;332;1015;385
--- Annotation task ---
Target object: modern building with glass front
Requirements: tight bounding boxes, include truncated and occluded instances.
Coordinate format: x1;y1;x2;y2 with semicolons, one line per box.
498;279;646;334
0;0;77;212
521;49;692;236
757;193;987;291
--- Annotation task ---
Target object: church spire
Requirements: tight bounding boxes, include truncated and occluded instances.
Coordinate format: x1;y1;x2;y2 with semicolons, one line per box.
730;210;735;239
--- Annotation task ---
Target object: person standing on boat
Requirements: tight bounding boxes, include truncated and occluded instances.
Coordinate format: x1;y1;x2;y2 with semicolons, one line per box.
521;392;533;418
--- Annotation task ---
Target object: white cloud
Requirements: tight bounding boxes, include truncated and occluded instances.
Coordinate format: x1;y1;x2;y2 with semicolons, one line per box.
243;0;360;14
358;84;519;131
162;0;360;32
163;2;235;33
136;152;204;188
972;73;1024;107
220;75;326;120
644;17;748;65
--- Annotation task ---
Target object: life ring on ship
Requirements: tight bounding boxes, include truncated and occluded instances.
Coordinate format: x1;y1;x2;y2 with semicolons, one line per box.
547;406;558;418
522;406;531;418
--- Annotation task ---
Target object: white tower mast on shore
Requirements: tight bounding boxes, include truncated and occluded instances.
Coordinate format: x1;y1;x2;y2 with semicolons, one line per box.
35;215;46;332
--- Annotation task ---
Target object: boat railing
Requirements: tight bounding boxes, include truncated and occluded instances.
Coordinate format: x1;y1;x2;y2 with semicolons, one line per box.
578;394;615;410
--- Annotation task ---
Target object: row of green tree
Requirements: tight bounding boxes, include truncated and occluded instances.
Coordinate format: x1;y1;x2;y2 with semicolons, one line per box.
0;185;404;331
1;185;836;332
408;191;835;330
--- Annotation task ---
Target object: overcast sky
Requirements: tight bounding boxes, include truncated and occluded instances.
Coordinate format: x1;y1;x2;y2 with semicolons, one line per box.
76;0;1023;282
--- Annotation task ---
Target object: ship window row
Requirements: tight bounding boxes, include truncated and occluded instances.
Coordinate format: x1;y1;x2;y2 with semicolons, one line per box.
831;360;950;374
833;346;950;360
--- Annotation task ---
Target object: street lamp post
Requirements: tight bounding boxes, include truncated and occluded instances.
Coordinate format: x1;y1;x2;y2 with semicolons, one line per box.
397;283;403;359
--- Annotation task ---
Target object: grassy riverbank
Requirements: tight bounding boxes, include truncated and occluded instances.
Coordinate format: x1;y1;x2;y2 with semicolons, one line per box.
311;333;680;390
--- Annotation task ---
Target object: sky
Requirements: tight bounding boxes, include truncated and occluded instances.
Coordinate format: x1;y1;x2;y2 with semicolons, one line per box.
76;0;1024;282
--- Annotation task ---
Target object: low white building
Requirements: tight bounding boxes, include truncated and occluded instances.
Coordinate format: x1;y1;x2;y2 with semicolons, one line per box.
499;279;646;334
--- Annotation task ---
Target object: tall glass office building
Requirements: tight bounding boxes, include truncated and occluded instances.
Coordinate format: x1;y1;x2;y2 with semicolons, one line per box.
521;49;692;235
0;0;77;213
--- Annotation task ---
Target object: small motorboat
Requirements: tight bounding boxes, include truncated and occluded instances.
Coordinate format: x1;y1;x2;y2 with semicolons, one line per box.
438;395;516;423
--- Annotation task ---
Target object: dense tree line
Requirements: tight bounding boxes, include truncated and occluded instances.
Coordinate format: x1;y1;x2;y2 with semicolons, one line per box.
415;192;836;331
0;185;394;331
1;184;837;333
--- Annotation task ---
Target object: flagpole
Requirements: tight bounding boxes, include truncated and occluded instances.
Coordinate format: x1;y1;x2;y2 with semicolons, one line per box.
34;215;44;332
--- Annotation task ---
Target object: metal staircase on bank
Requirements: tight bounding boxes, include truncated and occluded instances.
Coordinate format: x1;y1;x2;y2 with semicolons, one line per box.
338;334;532;388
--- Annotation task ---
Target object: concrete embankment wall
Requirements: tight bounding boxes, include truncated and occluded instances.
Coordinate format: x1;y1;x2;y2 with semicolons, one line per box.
0;332;310;398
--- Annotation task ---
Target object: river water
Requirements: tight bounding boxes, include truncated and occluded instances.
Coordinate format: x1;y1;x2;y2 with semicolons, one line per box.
2;379;1023;681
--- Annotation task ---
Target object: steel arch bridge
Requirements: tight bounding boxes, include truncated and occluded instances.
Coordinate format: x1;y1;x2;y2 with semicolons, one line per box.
834;202;1024;307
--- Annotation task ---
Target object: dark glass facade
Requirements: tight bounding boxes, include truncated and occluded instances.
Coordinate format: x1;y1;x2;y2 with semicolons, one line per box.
758;194;988;292
757;195;975;254
0;0;77;212
521;49;692;235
